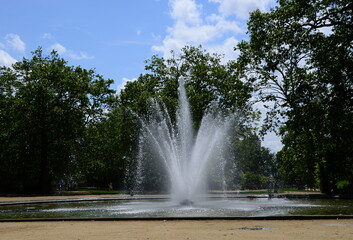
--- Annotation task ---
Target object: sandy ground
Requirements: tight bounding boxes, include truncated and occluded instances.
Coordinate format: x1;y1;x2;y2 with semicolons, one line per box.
1;195;353;240
1;219;353;240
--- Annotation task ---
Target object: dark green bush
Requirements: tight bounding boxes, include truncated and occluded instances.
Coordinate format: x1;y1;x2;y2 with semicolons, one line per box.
241;172;268;190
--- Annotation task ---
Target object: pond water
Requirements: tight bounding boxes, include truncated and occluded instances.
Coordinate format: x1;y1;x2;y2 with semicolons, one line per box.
1;197;353;219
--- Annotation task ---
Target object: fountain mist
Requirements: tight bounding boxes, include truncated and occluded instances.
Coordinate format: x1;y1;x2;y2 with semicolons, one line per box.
135;77;234;203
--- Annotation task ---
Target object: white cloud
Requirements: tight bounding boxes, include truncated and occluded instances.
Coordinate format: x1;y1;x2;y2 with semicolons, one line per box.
207;37;239;62
4;33;25;52
170;0;202;25
152;0;243;60
151;33;162;42
152;36;186;59
69;52;94;60
171;20;241;43
117;77;137;93
50;43;67;55
49;43;94;60
41;33;54;39
210;0;274;19
0;50;17;67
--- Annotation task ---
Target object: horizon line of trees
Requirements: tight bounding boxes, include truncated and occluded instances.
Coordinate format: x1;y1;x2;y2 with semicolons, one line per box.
1;0;352;195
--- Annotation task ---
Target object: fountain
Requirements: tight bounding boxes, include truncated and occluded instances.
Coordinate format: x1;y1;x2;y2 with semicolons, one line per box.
1;78;353;220
133;77;234;204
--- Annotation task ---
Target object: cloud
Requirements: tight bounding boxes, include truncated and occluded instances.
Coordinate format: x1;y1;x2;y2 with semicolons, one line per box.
210;0;274;19
170;0;202;25
152;0;250;60
50;43;67;55
70;52;94;60
4;33;25;52
152;36;186;59
49;43;94;60
0;50;17;67
0;33;24;67
207;37;239;62
117;77;137;93
151;33;162;42
41;33;54;39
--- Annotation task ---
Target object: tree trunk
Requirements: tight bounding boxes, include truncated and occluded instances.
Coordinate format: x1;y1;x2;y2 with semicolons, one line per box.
320;173;331;195
39;146;51;194
38;119;51;194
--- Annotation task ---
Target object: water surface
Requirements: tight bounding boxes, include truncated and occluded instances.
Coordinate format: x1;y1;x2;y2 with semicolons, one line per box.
1;198;353;219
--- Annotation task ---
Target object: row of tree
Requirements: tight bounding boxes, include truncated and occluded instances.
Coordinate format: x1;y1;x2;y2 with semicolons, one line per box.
0;0;351;194
78;46;276;193
0;46;274;194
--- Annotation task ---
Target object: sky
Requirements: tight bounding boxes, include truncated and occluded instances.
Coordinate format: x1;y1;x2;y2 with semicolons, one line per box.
0;0;282;152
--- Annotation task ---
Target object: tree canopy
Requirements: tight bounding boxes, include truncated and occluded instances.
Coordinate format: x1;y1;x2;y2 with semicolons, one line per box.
238;0;353;193
0;48;114;193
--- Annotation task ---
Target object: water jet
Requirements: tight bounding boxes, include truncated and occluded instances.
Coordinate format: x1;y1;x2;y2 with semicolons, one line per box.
133;77;234;203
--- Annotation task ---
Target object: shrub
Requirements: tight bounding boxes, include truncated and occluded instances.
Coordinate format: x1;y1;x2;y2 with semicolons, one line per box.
241;172;268;190
336;180;352;195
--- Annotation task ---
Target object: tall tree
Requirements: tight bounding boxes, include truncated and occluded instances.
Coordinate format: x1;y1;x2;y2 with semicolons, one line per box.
238;0;353;193
235;133;276;189
76;101;139;190
0;48;114;193
119;45;255;150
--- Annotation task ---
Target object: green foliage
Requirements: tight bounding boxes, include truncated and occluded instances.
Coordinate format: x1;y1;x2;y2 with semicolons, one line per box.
0;48;114;194
240;172;268;190
235;134;275;175
232;132;277;189
122;46;254;123
336;181;352;195
75;100;140;190
238;0;353;194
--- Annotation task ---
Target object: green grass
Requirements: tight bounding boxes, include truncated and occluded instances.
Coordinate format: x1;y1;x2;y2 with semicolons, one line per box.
238;190;268;194
76;188;120;195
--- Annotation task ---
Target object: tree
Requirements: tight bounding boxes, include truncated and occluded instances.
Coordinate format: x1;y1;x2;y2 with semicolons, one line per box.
238;0;353;193
76;101;139;190
0;48;114;194
128;46;254;122
233;133;276;190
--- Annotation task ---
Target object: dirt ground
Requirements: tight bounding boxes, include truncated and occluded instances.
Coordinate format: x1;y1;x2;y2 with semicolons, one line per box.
1;195;353;240
1;219;353;240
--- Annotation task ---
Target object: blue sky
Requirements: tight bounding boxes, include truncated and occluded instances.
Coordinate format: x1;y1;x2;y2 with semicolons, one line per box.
0;0;281;152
